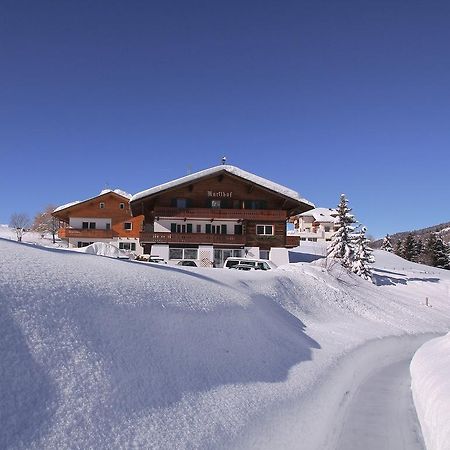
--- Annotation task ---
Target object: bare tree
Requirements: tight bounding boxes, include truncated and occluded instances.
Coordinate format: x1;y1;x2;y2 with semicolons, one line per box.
32;205;59;243
9;213;31;242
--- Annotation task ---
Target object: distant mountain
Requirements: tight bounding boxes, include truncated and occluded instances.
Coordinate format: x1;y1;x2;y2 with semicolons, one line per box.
372;221;450;248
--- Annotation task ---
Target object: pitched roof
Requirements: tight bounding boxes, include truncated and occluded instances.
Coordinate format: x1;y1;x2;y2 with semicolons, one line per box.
53;189;132;213
298;207;338;222
131;164;314;207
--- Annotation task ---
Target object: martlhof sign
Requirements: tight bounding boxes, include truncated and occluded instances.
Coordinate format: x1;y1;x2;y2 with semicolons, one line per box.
207;191;233;198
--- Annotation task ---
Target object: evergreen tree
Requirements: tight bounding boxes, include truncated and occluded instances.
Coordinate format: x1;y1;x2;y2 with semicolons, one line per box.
352;226;375;281
380;234;393;252
395;239;403;257
402;233;419;262
327;194;357;268
426;233;450;269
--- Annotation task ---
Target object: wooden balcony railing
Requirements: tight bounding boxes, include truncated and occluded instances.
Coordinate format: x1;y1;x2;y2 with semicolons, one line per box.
58;228;114;239
286;235;300;248
139;232;246;245
153;207;287;221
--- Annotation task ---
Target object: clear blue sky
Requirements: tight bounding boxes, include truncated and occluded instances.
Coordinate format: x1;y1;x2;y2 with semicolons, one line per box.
1;0;449;238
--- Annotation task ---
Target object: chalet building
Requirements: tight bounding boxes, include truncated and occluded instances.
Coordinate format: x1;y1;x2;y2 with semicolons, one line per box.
130;165;314;267
52;189;144;253
289;208;338;242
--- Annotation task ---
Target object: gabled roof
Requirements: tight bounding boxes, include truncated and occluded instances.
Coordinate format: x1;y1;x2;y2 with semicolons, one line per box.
53;189;132;214
298;207;338;222
131;164;314;207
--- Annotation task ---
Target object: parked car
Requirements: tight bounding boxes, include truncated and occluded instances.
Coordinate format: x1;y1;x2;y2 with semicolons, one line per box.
223;257;273;270
177;260;198;267
149;256;167;264
230;263;259;271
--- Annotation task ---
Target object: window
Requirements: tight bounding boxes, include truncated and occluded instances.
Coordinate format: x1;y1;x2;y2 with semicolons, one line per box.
183;249;198;260
169;248;183;259
124;222;132;230
260;250;270;260
82;222;89;229
196;224;201;233
324;226;331;232
171;223;177;233
256;225;273;236
211;200;221;209
244;200;267;210
119;242;136;251
119;203;125;209
99;202;105;209
168;248;198;260
234;224;243;235
176;198;187;208
78;241;93;248
89;222;96;229
221;224;227;234
106;223;111;230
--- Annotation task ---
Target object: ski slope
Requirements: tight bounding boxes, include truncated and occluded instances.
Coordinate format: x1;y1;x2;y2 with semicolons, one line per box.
1;238;450;449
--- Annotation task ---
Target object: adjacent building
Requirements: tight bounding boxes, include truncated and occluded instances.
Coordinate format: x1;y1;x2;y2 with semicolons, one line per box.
289;207;338;242
129;164;314;266
52;189;144;253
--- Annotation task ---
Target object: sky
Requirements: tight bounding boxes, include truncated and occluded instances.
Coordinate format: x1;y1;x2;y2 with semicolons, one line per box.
1;0;449;238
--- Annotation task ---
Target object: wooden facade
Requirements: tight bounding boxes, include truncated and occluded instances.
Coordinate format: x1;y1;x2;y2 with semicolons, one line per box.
130;168;313;252
53;191;144;246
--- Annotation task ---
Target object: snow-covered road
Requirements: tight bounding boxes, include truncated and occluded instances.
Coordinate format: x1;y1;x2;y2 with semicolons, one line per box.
336;357;425;450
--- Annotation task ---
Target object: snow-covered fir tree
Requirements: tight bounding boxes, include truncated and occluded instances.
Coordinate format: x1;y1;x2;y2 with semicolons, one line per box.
380;234;393;252
395;239;403;257
427;233;450;269
402;233;419;262
352;226;375;281
327;194;357;268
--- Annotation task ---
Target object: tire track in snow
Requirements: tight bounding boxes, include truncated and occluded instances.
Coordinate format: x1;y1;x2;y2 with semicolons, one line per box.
336;358;425;450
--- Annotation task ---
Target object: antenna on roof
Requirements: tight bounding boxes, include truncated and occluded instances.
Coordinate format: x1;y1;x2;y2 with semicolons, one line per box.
221;156;227;165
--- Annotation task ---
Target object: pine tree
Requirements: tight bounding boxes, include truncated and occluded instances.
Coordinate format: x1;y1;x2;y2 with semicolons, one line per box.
327;194;357;268
352;226;375;281
395;239;403;257
380;234;393;252
402;233;419;262
426;233;450;269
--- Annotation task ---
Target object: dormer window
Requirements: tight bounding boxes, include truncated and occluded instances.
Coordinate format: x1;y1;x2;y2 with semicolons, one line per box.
124;222;132;230
119;203;125;209
99;202;105;209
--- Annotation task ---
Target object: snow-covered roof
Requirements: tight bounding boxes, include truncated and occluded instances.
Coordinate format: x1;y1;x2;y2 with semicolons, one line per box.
131;165;314;207
298;207;338;222
54;189;132;213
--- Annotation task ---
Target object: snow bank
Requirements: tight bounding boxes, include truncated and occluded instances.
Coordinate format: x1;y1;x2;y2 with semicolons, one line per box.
1;241;450;449
76;242;124;258
411;333;450;450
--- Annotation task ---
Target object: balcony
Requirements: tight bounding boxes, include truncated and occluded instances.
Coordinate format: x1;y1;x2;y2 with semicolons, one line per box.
58;228;114;239
153;207;287;221
139;232;246;245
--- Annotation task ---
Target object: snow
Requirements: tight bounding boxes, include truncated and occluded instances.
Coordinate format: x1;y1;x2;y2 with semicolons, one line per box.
54;189;132;213
1;241;450;449
411;332;450;450
0;226;68;248
75;242;126;258
297;207;338;222
99;188;132;199
131;164;315;207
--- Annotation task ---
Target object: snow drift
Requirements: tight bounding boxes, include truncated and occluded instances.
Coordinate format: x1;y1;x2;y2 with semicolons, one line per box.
75;242;125;258
411;332;450;450
1;240;450;449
